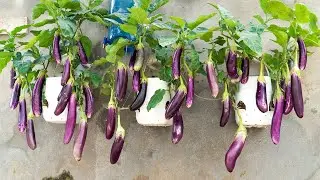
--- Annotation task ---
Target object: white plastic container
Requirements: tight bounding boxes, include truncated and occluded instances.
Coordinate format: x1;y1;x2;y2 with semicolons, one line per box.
135;78;173;126
235;76;273;128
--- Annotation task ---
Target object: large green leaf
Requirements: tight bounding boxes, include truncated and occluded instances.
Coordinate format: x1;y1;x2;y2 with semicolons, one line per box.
148;0;168;12
259;0;270;14
57;17;77;38
134;0;152;10
80;35;93;57
32;4;47;20
11;25;31;36
128;7;149;24
89;0;104;8
59;0;81;10
185;47;201;72
295;3;310;24
13;52;33;75
170;16;186;28
40;0;57;17
253;15;265;24
158;66;172;82
187;13;216;30
304;33;320;47
209;3;233;19
239;31;262;55
0;52;13;74
120;24;137;35
266;1;294;21
105;38;131;63
309;13;319;33
33;19;55;27
268;25;288;46
147;89;166;111
38;30;55;47
157;35;178;47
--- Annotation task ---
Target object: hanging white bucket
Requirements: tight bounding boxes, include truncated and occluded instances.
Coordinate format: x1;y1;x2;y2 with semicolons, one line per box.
135;78;173;126
43;77;79;124
235;76;273;128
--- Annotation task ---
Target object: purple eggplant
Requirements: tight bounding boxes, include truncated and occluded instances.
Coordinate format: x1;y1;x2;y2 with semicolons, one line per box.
54;80;73;116
110;124;125;164
172;110;184;144
106;100;116;140
240;57;249;84
186;74;194;108
283;81;293;115
206;61;219;98
220;84;231;127
78;40;89;66
53;31;61;64
18;98;27;132
129;50;137;72
291;70;304;118
32;71;46;117
64;93;77;144
10;68;16;89
225;128;247;173
256;78;268;113
26;114;36;150
271;87;284;145
133;45;145;71
10;79;21;110
172;46;183;80
130;77;147;111
298;37;307;70
58;85;66;101
73;120;88;161
116;62;128;102
226;50;239;80
61;59;70;86
132;70;141;93
165;82;187;119
83;83;94;118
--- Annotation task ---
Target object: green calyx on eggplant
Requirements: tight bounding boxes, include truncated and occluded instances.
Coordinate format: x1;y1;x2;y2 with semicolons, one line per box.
172;45;183;80
132;70;141;93
297;37;307;71
18;98;27;132
172;110;184;144
10;78;21;110
32;71;46;117
129;49;137;72
186;73;194;108
240;57;249;84
165;79;187;119
226;50;239;80
78;40;89;66
133;43;145;71
106;97;116;140
206;54;219;98
291;69;304;118
53;31;61;64
55;79;73;116
61;59;70;86
225;125;247;172
116;62;128;102
73;116;88;161
110;114;125;164
271;84;284;145
10;67;16;89
256;61;268;113
26;112;37;150
83;83;94;119
220;83;231;127
64;92;77;144
130;76;148;111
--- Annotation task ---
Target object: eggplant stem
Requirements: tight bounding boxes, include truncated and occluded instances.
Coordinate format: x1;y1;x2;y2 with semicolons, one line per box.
293;43;299;68
258;59;265;82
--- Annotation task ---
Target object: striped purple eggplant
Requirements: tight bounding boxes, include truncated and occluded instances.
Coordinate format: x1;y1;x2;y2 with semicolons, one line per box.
106;100;116;140
298;37;307;70
26;113;36;150
130;77;147;111
18;98;27;132
271;87;284;145
291;70;304;118
53;31;61;64
256;80;268;113
83;83;94;118
206;60;219;98
240;57;249;84
220;84;231;127
225;128;247;173
78;40;89;66
116;62;128;102
165;82;187;119
133;45;145;71
61;59;70;86
54;80;73;116
73;120;88;161
64;93;77;144
226;50;239;80
10;79;21;110
172;46;183;80
283;81;293;115
32;71;46;117
132;70;141;93
129;49;137;72
172;110;184;144
10;68;16;89
110;124;125;164
58;85;66;101
186;74;194;108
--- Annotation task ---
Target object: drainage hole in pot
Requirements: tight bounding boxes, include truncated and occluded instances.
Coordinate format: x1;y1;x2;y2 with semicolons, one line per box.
237;101;246;110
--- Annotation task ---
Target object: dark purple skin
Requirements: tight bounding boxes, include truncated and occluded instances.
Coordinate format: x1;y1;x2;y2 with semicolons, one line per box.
61;59;70;86
206;61;219;98
240;57;249;84
129;50;137;72
54;82;72;116
271;95;284;145
132;71;141;93
284;82;294;115
32;73;45;117
78;41;89;66
186;75;194;108
130;81;147;111
106;104;116;140
225;131;246;172
26;119;36;150
220;97;231;127
298;37;307;70
172;110;184;144
116;65;128;102
226;50;239;79
10;68;16;89
110;134;125;164
165;88;187;119
256;81;268;113
10;80;21;110
73;121;88;161
57;85;66;101
172;47;183;80
291;73;304;118
18;99;27;132
53;33;61;64
84;84;94;118
64;93;77;144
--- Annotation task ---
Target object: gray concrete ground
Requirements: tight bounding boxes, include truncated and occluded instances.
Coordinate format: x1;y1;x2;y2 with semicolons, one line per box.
1;0;320;179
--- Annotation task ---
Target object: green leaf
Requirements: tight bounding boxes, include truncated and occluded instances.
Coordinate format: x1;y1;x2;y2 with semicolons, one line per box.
85;71;102;88
24;35;40;49
157;35;178;47
304;33;320;47
214;36;226;46
239;31;262;55
120;24;137;35
159;66;172;82
11;25;31;36
32;4;47;20
209;3;233;19
147;89;166;111
57;17;77;38
149;14;163;22
268;25;288;46
248;22;266;35
253;15;265;24
38;30;55;47
33;19;55;27
13;53;32;75
40;0;57;17
134;0;152;10
59;0;81;10
30;30;42;36
0;52;13;74
185;47;201;72
148;0;168;12
80;36;93;57
170;16;186;28
295;3;310;24
128;7;149;24
259;0;270;14
309;13;319;33
89;0;104;8
105;38;131;63
187;13;216;30
266;1;294;21
87;13;109;26
212;47;226;65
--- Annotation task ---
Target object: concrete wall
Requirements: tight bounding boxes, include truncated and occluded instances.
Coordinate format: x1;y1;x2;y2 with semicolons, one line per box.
1;0;320;179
